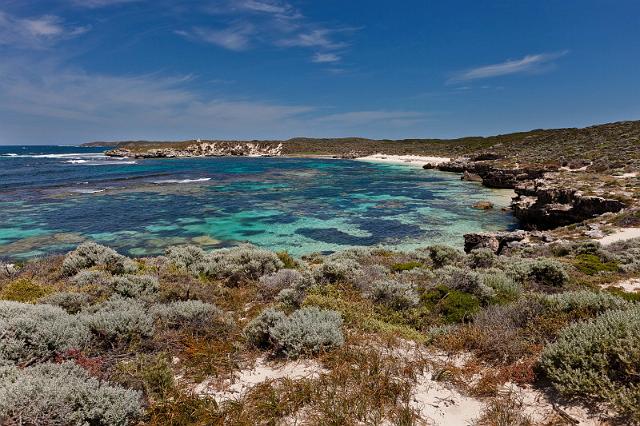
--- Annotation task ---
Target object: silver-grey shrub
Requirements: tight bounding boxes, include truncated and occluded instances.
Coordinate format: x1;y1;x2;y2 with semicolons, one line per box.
369;280;419;310
259;269;315;298
71;270;113;287
352;264;390;292
543;290;631;315
466;248;497;269
111;274;159;298
193;244;283;281
0;362;143;425
477;269;522;302
526;258;569;287
151;300;222;329
82;298;153;341
427;245;465;268
539;307;640;420
245;307;344;357
440;266;496;302
165;245;206;270
62;242;137;276
314;257;361;284
0;301;90;365
38;292;91;314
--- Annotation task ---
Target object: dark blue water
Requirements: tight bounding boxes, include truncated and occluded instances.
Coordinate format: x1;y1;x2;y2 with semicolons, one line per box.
0;146;518;259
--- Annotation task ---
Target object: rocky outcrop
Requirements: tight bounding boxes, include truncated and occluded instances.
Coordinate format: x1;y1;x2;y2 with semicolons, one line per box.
512;180;625;229
106;142;284;159
463;230;529;254
436;159;547;189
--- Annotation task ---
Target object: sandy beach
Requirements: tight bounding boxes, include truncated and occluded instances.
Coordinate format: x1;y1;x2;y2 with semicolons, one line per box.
355;154;451;167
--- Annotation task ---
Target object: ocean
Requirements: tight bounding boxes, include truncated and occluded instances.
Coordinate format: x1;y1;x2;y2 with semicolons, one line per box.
0;146;518;259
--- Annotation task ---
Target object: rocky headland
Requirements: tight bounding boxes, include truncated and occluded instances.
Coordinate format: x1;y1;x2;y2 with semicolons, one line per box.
101;120;640;253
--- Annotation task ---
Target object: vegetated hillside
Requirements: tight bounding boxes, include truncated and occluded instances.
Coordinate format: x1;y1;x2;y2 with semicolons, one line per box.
2;239;640;424
93;120;640;166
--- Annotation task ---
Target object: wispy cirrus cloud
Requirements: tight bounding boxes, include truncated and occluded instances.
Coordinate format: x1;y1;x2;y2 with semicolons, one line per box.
178;0;352;64
178;23;255;51
0;10;89;48
312;52;341;63
449;51;569;83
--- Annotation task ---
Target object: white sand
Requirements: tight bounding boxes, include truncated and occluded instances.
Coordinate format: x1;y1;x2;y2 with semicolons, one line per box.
614;172;638;178
356;154;450;168
602;278;640;293
194;357;326;403
596;227;640;245
410;372;484;425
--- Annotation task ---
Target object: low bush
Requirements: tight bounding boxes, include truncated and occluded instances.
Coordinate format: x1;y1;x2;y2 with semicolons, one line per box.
423;285;480;323
194;245;283;282
259;269;314;298
368;280;419;310
389;261;422;272
0;362;143;425
245;307;344;357
543;290;630;316
0;301;91;365
62;242;137;276
71;269;114;287
527;258;569;287
314;258;361;284
38;292;91;314
466;248;497;269
0;278;50;302
439;266;496;302
114;353;175;400
539;307;640;421
165;245;206;270
573;253;619;275
82;298;153;342
426;245;464;268
111;274;159;298
151;300;222;330
478;269;521;303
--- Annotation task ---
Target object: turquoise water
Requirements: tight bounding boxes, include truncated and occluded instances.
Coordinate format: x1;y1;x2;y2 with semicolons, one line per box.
0;146;518;259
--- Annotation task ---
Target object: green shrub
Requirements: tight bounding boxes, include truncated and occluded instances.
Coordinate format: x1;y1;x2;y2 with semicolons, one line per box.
114;353;175;400
245;307;344;357
478;269;521;303
0;362;143;425
244;308;287;349
466;248;497;269
150;300;222;330
38;292;91;314
0;301;91;365
527;258;569;287
539;307;640;421
111;274;159;298
390;261;422;272
62;242;137;276
573;253;619;275
82;298;153;342
427;245;464;268
439;266;496;302
369;280;419;310
423;286;480;323
276;251;297;269
544;290;630;316
0;279;49;302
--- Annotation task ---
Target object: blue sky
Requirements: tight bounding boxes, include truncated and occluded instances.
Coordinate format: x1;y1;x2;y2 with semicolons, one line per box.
0;0;639;144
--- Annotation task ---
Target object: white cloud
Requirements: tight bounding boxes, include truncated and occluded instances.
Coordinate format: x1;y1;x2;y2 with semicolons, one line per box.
188;23;255;51
277;29;346;50
312;52;340;63
0;11;89;48
449;51;568;83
